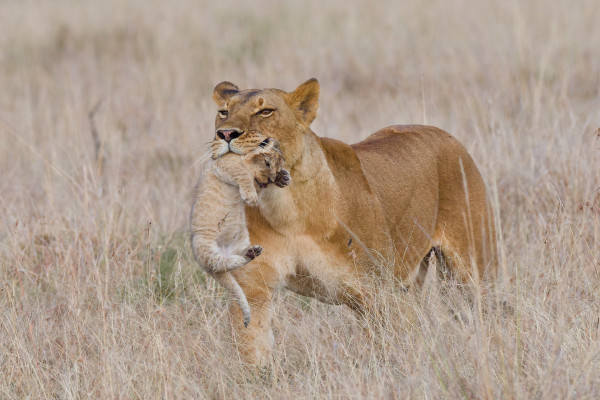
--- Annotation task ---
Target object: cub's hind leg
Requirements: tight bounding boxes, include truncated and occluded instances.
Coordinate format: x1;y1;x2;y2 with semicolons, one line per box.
207;244;263;273
243;245;263;260
205;254;248;274
209;245;263;273
194;242;254;274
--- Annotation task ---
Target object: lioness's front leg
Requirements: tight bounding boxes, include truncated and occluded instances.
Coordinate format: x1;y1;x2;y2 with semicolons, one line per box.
229;258;281;364
286;239;380;322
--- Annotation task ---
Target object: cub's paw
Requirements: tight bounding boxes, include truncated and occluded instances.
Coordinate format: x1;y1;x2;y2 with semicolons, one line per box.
244;245;263;261
274;169;292;188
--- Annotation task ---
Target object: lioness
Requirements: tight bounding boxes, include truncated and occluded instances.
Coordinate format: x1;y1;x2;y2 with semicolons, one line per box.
209;78;497;363
190;138;290;328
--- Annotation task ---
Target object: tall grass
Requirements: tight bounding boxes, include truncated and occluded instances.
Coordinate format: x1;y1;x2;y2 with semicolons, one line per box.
1;0;599;398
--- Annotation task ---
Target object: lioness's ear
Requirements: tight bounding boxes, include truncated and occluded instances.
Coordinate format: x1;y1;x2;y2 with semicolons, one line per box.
212;82;239;106
287;78;320;126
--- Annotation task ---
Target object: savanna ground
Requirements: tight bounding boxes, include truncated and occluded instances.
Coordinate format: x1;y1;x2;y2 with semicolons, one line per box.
1;0;599;398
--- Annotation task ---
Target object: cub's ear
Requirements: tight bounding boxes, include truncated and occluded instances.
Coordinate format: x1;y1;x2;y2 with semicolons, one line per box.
269;139;282;153
286;78;320;126
259;138;282;153
212;82;239;106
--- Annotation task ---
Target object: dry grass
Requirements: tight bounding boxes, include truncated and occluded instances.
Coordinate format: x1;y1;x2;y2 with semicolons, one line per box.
1;0;599;398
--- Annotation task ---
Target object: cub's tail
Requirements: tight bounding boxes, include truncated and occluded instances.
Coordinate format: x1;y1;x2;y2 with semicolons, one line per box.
214;272;251;328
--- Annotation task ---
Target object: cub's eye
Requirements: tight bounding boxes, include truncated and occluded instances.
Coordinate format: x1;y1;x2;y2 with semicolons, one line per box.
257;109;274;117
265;161;271;168
218;110;228;119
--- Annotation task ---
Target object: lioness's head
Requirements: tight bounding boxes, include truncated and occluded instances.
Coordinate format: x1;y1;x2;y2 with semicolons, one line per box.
211;79;320;166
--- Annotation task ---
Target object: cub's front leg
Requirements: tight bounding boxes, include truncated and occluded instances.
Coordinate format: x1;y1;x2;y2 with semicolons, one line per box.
234;172;259;206
238;185;259;207
274;169;292;188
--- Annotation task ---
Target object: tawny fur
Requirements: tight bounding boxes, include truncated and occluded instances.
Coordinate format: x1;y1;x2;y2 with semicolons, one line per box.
209;79;497;364
190;139;290;328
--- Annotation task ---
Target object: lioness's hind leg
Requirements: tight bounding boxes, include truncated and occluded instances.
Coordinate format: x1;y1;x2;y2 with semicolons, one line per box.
434;210;496;284
434;156;497;283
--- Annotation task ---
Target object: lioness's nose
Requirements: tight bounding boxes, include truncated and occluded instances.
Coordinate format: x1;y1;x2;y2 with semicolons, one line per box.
216;129;243;143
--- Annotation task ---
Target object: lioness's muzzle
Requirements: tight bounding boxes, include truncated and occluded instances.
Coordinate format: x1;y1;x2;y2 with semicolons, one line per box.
216;129;243;142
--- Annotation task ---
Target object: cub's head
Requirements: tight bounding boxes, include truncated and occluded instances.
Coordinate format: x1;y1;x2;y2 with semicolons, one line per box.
211;79;320;166
245;139;285;188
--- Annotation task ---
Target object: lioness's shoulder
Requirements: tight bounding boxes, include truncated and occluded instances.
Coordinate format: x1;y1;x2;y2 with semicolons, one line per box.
319;137;374;195
320;137;365;174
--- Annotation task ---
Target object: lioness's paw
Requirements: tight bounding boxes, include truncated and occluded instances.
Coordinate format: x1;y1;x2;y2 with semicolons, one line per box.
274;169;291;188
244;245;263;261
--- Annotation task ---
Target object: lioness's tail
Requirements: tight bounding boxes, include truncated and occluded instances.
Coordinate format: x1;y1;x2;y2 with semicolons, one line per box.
214;272;251;328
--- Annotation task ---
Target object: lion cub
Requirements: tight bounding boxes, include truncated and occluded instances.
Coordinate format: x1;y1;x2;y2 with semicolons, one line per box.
190;139;290;327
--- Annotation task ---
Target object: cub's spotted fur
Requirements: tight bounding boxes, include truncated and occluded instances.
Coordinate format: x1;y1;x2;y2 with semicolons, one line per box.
190;139;290;327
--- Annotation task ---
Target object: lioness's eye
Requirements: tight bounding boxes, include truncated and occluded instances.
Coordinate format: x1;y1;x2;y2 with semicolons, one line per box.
265;161;271;167
257;109;274;117
218;110;228;119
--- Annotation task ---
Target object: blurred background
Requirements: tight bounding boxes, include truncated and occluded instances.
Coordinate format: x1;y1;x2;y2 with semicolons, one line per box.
0;0;599;398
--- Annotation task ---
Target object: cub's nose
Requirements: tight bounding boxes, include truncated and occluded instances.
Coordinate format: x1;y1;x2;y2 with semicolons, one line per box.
216;129;243;143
